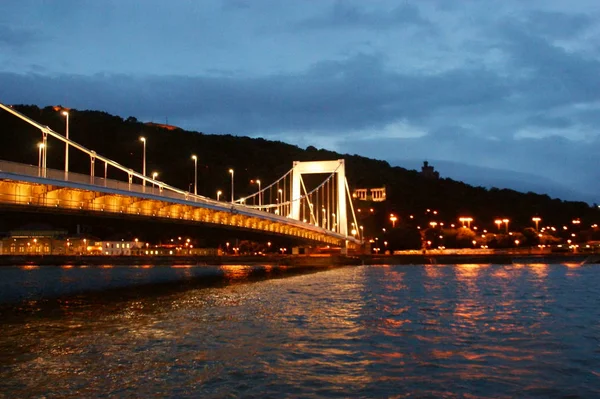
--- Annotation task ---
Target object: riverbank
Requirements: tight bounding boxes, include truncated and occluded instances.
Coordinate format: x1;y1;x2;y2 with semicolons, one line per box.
1;252;598;266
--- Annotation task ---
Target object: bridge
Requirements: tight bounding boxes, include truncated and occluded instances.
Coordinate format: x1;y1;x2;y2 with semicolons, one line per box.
0;103;362;248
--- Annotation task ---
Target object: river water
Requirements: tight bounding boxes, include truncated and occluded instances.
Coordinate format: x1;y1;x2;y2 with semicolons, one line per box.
1;263;599;398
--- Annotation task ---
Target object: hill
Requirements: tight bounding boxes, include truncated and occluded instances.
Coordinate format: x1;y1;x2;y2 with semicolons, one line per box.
0;104;598;239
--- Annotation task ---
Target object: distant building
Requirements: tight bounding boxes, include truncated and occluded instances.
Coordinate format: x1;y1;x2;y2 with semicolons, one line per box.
93;240;144;256
420;161;439;179
1;227;68;255
352;187;386;202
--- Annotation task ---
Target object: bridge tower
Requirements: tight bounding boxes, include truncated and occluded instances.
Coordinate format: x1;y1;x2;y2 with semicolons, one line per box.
291;159;348;237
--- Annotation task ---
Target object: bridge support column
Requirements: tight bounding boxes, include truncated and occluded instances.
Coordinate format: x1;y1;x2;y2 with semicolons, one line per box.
291;160;347;237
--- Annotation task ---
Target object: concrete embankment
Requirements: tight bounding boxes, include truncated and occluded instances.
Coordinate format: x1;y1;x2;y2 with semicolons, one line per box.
0;253;598;267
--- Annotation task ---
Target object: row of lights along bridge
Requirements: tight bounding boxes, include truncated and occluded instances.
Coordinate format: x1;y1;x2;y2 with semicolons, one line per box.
38;109;264;204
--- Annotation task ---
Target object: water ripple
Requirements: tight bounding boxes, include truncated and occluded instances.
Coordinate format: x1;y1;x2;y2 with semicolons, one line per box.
0;264;599;398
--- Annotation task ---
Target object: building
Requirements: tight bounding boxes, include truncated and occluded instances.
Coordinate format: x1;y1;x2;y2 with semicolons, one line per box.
352;187;387;202
420;161;439;179
0;227;68;255
93;240;144;256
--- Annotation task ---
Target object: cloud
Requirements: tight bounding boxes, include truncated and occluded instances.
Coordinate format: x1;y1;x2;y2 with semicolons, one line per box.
296;1;429;31
0;24;41;51
1;1;600;201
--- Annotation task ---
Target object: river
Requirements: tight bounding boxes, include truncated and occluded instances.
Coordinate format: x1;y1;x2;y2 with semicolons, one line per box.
1;263;599;398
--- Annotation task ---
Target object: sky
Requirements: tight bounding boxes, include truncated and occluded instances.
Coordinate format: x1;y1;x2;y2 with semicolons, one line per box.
1;0;599;202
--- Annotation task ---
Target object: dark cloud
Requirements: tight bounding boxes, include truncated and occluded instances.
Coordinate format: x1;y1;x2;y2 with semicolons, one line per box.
525;10;593;39
296;1;429;30
1;1;599;201
0;53;510;137
0;24;41;50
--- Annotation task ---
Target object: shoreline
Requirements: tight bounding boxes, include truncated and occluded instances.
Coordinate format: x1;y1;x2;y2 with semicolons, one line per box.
0;253;598;267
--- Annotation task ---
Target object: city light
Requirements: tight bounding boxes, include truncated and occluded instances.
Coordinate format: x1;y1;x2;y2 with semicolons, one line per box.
389;214;398;228
229;169;234;203
459;217;473;228
532;216;541;231
139;137;146;187
191;155;198;195
61;110;69;174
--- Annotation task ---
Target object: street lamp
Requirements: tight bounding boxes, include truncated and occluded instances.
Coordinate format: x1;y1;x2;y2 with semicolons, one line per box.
139;137;146;187
37;142;44;176
191;155;198;195
278;188;283;215
152;171;158;193
390;214;397;228
532;217;541;231
217;190;222;201
495;219;503;231
502;218;510;233
229;169;234;203
253;179;261;207
459;217;473;228
62;110;69;175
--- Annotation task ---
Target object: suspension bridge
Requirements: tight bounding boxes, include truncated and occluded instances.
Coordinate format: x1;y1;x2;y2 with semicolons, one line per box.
0;103;362;248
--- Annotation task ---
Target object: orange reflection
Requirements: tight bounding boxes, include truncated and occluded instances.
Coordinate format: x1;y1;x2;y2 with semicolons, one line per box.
220;265;252;280
528;263;548;279
20;265;39;270
61;265;74;269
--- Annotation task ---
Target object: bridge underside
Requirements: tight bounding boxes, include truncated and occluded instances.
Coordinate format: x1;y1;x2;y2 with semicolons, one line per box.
0;180;352;247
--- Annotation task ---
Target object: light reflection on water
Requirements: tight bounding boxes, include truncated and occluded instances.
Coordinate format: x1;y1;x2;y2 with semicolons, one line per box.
0;264;599;398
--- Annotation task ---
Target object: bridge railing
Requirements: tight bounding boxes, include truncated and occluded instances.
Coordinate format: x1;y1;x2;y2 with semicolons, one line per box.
0;160;358;242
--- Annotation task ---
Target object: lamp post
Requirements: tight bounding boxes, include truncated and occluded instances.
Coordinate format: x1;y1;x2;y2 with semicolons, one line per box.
38;142;44;176
217;190;222;201
502;218;510;233
459;217;473;228
257;179;261;207
253;179;261;207
62;111;69;175
278;189;283;216
495;219;503;231
390;214;397;228
532;217;541;232
191;155;198;195
229;169;234;203
152;172;158;193
140;137;146;187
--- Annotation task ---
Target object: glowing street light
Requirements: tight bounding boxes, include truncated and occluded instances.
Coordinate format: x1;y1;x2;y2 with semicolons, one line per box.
152;172;158;193
254;179;261;207
429;221;438;228
229;169;234;203
37;142;44;175
459;217;473;228
495;219;503;231
191;155;198;195
278;188;283;215
502;218;510;233
217;190;222;201
390;214;398;228
139;137;146;187
62;110;69;175
532;217;541;231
